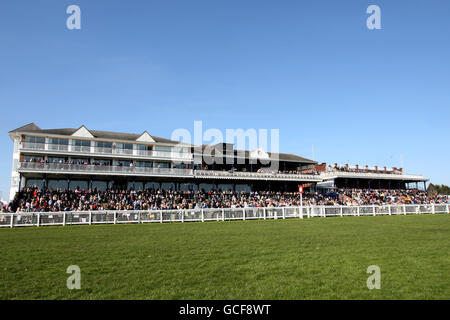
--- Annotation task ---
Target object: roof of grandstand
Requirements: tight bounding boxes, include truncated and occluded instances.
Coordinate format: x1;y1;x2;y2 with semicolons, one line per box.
9;123;183;144
10;123;317;164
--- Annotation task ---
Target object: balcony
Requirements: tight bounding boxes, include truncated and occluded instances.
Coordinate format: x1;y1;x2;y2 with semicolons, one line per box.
18;162;194;177
194;170;322;182
319;170;426;181
18;162;322;181
20;142;193;161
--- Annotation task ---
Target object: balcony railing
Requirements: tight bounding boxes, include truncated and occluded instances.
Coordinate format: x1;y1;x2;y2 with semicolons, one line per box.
194;170;321;181
20;142;193;160
19;162;193;176
319;171;426;181
18;162;322;181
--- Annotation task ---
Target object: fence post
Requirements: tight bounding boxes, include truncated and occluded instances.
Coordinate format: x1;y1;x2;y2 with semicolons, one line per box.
282;208;286;219
10;214;14;228
138;211;141;224
340;207;343;217
388;205;391;216
63;212;66;226
263;207;266;220
37;213;41;227
357;206;360;216
300;206;303;219
447;204;449;214
160;210;163;223
89;211;92;225
322;206;325;217
182;211;184;223
201;209;204;222
114;211;117;224
222;209;225;221
432;204;435;214
372;205;376;216
307;207;310;219
243;208;246;221
403;204;406;215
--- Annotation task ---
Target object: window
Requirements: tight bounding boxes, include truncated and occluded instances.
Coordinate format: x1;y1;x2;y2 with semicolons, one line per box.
48;138;69;151
24;155;44;162
48;157;65;163
72;139;91;147
116;143;133;150
173;147;188;153
136;144;150;151
96;141;113;148
136;161;152;168
154;162;169;168
48;138;68;145
24;136;45;144
114;160;131;167
71;158;89;164
92;159;111;166
154;145;171;152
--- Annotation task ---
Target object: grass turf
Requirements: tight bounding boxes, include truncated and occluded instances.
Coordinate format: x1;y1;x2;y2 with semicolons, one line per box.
0;215;449;299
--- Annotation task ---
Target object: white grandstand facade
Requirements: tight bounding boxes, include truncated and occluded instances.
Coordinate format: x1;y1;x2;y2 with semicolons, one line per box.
8;123;428;200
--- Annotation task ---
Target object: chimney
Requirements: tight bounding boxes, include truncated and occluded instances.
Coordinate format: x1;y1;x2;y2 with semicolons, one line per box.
374;166;378;172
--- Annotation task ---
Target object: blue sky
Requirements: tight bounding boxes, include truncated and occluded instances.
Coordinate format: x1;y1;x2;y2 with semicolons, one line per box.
0;0;449;200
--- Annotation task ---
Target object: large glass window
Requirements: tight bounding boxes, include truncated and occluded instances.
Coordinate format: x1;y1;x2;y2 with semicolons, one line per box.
47;179;68;190
136;161;152;168
92;159;111;166
114;160;132;167
72;139;91;152
154;162;169;168
48;157;65;163
24;136;45;150
48;138;68;145
136;144;150;151
116;143;133;150
72;139;91;147
154;145;171;152
95;141;113;154
71;158;90;164
173;146;188;153
24;136;45;144
24;155;44;162
48;138;69;151
96;141;113;148
92;181;107;191
69;180;88;190
26;179;44;188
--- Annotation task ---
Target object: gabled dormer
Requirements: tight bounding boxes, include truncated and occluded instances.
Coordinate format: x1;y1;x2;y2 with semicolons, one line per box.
136;131;155;143
71;125;94;138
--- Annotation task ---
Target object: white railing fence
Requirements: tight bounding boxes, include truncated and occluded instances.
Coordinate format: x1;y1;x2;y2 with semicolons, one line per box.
0;204;448;228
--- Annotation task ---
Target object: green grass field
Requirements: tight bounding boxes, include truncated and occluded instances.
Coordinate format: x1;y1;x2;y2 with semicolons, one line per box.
0;215;449;300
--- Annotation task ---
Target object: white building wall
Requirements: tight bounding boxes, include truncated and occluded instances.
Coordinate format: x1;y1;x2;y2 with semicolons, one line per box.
9;137;21;201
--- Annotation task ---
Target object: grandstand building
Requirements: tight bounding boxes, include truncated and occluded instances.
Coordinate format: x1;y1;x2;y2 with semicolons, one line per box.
8;123;428;200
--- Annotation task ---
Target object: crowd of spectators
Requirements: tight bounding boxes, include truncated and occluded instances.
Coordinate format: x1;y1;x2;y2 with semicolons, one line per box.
2;187;448;213
327;164;402;175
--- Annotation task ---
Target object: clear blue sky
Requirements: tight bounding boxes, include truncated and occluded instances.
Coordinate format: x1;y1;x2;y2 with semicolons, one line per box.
0;1;449;200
